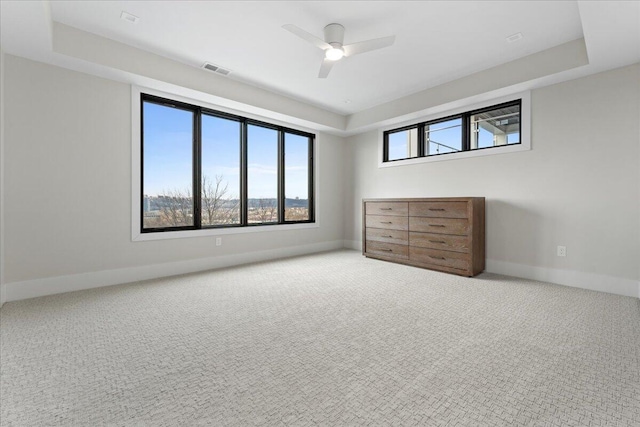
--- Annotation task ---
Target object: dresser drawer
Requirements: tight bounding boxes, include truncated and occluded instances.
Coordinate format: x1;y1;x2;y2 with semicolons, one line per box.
410;247;470;271
409;217;469;235
366;201;408;216
366;228;408;245
409;201;468;218
366;241;409;259
409;232;470;253
366;215;409;230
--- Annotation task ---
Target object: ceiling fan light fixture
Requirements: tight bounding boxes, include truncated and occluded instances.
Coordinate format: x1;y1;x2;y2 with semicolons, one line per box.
282;22;395;77
325;47;344;61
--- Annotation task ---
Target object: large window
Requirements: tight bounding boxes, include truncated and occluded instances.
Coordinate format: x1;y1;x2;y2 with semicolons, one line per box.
141;94;314;233
383;100;521;162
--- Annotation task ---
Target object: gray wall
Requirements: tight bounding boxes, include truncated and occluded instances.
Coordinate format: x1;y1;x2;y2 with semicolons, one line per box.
344;64;640;287
0;49;5;304
3;55;345;284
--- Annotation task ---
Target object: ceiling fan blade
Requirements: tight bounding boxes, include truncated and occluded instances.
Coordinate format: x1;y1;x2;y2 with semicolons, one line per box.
318;58;335;78
282;24;332;50
343;35;395;57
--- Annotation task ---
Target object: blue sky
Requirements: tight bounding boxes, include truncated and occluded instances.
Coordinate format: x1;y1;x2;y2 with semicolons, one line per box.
143;102;310;199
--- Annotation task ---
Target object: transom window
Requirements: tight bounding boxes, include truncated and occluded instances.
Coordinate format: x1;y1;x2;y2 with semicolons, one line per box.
383;100;521;162
141;93;314;233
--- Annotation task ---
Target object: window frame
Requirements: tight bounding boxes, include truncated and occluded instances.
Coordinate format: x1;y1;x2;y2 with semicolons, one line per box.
135;88;316;240
383;124;421;162
466;100;522;152
379;92;530;168
199;109;244;229
422;112;466;158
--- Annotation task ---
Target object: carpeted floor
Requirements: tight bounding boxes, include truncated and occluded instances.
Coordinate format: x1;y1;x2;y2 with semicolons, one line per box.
1;250;639;426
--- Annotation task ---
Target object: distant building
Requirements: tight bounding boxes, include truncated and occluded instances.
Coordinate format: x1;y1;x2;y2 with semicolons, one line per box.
143;196;151;212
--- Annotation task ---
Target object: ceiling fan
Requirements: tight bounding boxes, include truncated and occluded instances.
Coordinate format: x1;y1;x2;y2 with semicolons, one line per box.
282;23;395;78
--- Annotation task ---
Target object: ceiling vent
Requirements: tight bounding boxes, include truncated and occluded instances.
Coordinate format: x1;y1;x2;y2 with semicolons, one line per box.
202;62;231;76
120;11;140;24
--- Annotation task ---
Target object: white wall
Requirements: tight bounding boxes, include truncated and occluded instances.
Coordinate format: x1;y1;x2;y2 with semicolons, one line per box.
0;49;6;305
2;55;345;299
344;64;640;297
2;54;639;302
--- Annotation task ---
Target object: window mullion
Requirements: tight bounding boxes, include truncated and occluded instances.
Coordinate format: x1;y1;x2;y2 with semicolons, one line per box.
140;96;145;234
193;109;202;229
241;120;248;226
383;131;389;162
308;136;315;222
462;113;470;152
278;129;285;223
417;124;425;157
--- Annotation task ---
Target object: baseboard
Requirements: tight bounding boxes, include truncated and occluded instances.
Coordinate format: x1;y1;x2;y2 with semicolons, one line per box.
4;240;344;302
4;243;636;303
486;259;640;299
345;240;639;298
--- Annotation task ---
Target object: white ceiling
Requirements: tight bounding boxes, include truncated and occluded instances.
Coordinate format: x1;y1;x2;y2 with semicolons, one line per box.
47;1;585;114
1;1;639;133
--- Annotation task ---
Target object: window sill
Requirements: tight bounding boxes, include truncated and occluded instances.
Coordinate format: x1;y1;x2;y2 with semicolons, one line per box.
379;142;529;168
132;222;320;242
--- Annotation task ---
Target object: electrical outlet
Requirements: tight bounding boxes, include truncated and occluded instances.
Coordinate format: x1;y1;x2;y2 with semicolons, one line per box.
215;237;222;247
557;246;566;257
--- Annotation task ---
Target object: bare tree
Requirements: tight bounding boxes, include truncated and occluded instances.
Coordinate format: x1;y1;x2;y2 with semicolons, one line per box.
143;174;239;228
201;175;239;225
255;198;277;222
158;187;193;227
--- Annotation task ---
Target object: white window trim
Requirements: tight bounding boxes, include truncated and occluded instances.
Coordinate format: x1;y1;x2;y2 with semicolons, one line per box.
378;91;531;168
131;86;319;242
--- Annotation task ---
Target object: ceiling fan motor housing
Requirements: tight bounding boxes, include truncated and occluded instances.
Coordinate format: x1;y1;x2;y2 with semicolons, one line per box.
324;23;345;46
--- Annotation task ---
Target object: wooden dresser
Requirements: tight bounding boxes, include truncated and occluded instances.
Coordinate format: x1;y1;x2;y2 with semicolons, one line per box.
362;198;485;277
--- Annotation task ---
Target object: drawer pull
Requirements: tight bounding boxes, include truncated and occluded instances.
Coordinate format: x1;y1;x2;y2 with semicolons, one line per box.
380;249;393;252
381;221;393;224
429;255;446;260
428;224;445;227
383;235;393;238
429;240;446;244
428;208;445;211
380;208;393;210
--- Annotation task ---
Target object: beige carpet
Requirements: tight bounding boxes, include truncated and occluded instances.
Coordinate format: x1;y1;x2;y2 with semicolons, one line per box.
1;250;639;426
